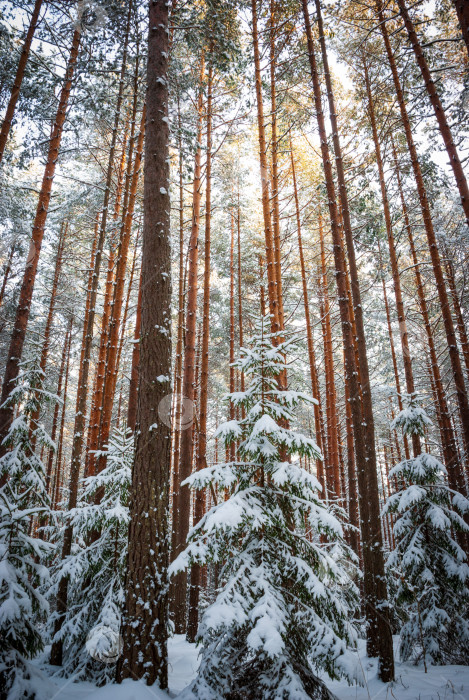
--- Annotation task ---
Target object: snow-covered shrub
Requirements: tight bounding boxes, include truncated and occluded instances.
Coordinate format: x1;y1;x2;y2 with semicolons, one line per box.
171;317;359;699
47;426;132;683
0;358;54;698
385;396;469;667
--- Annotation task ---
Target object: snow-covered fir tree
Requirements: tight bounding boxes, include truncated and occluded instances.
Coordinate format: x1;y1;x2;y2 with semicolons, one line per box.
0;357;55;698
171;317;359;700
47;426;132;683
385;395;469;667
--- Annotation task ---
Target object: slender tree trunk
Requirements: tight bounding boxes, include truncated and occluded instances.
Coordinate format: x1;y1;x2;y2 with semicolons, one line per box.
290;138;324;475
50;5;131;662
363;56;420;456
302;0;394;680
52;324;72;510
86;124;130;475
46;318;72;493
97;106;146;473
0;0;44;161
29;222;67;447
127;273;142;432
391;140;466;497
0;243;16;306
396;0;469;223
452;0;469;55
115;229;139;388
187;63;213;644
237;190;246;404
251;0;280;334
171;57;204;634
444;252;469;378
269;0;285;331
377;0;469;462
319;217;341;501
0;28;81;454
117;0;171;686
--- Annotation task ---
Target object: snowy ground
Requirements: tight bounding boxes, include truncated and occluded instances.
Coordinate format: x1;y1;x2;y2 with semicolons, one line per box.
31;636;469;700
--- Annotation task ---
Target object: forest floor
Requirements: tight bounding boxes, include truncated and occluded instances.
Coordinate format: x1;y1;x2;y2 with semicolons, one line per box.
32;636;469;700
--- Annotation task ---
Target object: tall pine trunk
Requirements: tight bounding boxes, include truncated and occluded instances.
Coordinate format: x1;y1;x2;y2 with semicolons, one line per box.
0;27;81;456
117;0;172;686
0;0;43;160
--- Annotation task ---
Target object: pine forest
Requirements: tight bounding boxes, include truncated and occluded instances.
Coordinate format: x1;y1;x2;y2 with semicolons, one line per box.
0;0;469;698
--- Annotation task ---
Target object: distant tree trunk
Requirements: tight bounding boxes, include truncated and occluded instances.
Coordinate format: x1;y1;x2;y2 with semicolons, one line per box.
396;0;469;224
187;63;213;644
85;124;130;476
251;0;280;334
115;230;139;386
290;138;324;478
302;0;394;681
391;139;466;500
51;324;72;510
318;215;341;502
46;317;72;493
377;0;469;463
49;4;131;663
0;243;16;306
171;57;204;634
117;0;171;687
0;0;44;161
363;55;420;456
269;0;285;332
229;210;236;463
451;0;469;55
0;27;81;457
97;106;146;473
237;190;245;403
29;221;67;447
127;273;142;432
443;252;469;378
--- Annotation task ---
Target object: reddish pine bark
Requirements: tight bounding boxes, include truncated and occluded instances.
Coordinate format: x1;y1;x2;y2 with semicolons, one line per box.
303;0;394;680
251;0;280;334
46;318;72;494
0;243;16;307
397;0;469;223
171;58;205;634
0;0;44;161
452;0;469;55
117;0;171;686
127;273;142;432
51;324;72;510
187;63;213;643
377;0;469;463
0;27;81;456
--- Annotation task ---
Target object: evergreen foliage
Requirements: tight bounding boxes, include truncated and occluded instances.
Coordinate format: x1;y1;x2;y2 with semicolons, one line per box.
0;357;54;698
171;317;359;699
385;395;469;666
47;426;132;683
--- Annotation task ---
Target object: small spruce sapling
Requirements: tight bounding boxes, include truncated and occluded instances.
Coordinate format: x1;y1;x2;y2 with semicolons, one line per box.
385;395;469;666
0;357;55;698
47;426;132;683
171;317;359;700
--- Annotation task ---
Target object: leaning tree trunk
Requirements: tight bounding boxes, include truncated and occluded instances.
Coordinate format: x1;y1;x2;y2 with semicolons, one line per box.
377;0;469;461
0;243;16;307
396;0;469;224
0;27;81;457
302;0;394;681
117;0;172;687
0;0;43;161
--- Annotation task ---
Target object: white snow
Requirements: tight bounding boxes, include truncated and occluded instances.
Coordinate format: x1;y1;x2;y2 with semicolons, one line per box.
29;636;469;699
